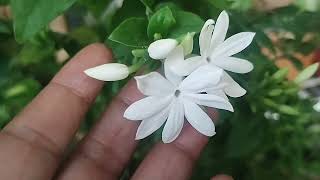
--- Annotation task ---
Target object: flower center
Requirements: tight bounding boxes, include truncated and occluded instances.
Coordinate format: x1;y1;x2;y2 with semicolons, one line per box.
174;90;181;97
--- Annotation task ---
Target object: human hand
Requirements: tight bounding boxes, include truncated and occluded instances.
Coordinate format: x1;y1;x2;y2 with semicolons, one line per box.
0;44;233;180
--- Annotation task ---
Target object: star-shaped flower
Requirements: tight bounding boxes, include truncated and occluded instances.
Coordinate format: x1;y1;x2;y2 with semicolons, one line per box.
168;11;255;97
124;51;234;143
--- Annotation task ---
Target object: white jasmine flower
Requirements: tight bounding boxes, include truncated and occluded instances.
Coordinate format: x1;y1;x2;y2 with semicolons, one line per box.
168;11;255;97
124;50;234;143
84;63;129;81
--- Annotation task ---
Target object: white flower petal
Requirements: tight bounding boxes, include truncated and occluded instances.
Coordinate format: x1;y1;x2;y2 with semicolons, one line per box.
183;99;216;136
199;19;215;56
135;72;174;96
206;89;229;101
169;55;206;76
179;65;223;93
135;106;170;140
162;99;185;143
211;32;256;58
84;63;129;81
148;39;178;59
124;96;172;120
164;46;184;85
210;10;229;51
184;93;234;112
222;72;247;97
213;57;254;74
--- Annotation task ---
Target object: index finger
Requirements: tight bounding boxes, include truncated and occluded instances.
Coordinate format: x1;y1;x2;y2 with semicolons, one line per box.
0;43;112;180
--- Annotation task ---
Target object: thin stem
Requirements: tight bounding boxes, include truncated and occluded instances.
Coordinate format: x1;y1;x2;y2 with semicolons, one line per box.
128;58;146;74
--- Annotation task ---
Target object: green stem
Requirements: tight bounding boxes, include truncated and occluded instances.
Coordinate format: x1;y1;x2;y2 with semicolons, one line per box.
128;58;146;74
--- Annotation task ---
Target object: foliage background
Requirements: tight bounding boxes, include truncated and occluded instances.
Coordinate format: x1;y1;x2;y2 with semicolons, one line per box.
1;0;320;179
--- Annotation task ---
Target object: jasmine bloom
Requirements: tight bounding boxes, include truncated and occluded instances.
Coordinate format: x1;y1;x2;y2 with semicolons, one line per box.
168;11;255;97
124;49;233;143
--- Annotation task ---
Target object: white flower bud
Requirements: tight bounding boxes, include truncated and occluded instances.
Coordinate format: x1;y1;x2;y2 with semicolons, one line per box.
180;32;195;56
148;39;178;59
84;63;129;81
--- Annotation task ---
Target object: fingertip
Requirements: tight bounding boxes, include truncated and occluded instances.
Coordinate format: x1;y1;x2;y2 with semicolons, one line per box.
211;175;234;180
52;43;113;103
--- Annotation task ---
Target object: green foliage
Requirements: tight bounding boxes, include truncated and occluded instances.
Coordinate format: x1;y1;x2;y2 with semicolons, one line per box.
109;17;149;48
1;0;320;179
295;63;319;84
147;6;176;38
11;0;77;42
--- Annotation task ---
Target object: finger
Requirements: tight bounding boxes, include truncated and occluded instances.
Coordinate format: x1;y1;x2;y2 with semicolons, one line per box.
0;43;112;180
57;79;143;180
211;175;234;180
131;109;219;180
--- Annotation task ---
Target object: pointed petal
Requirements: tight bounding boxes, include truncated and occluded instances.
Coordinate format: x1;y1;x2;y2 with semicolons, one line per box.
169;55;206;76
213;57;254;73
199;19;215;56
184;93;234;112
183;99;216;136
148;39;178;59
211;32;256;58
179;65;223;93
222;72;246;97
164;46;184;85
162;99;185;143
84;63;129;81
124;96;172;120
206;89;229;101
210;10;229;50
135;72;174;96
135;106;170;140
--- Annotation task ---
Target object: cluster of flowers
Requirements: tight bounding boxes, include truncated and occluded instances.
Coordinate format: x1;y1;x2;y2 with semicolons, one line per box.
85;11;255;143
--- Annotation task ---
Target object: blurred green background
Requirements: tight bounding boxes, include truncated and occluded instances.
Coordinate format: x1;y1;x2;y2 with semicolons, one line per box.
1;0;320;179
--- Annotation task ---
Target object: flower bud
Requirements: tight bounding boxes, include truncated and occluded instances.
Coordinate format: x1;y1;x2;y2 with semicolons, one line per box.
84;63;129;81
148;39;178;59
180;32;195;56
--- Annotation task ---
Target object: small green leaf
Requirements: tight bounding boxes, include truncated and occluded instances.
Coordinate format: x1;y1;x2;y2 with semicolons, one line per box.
147;7;176;38
11;0;77;43
109;17;150;48
278;105;300;116
294;63;319;84
169;11;204;38
272;68;289;80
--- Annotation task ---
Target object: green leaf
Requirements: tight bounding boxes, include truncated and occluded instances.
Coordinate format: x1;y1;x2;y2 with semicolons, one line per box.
294;63;319;84
109;17;150;48
11;0;77;43
272;68;289;81
278;105;300;116
230;0;252;11
0;0;9;5
147;7;176;38
169;11;204;38
0;21;10;34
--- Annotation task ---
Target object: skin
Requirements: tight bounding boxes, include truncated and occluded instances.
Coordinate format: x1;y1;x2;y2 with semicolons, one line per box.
0;43;233;180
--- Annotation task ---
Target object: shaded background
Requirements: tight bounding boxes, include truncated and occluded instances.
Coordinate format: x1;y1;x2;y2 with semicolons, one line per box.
1;0;320;179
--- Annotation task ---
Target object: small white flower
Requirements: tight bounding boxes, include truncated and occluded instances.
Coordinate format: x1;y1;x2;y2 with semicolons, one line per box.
124;51;234;143
148;39;179;59
168;11;255;97
84;63;129;81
